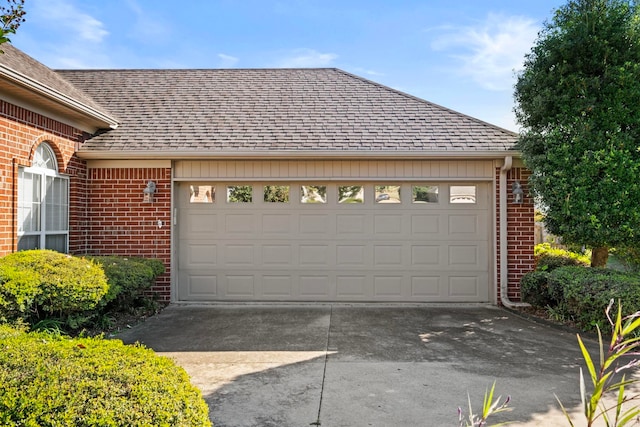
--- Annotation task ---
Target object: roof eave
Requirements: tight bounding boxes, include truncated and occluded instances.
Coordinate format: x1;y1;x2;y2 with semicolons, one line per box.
76;149;521;160
0;64;119;130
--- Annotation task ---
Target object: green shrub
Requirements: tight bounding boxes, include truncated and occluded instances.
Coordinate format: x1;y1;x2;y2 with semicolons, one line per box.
87;256;165;311
520;271;552;308
534;243;590;271
0;325;211;426
547;266;640;331
0;250;110;324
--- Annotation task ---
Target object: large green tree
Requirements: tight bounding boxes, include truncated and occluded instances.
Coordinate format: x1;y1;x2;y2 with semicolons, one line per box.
514;0;640;267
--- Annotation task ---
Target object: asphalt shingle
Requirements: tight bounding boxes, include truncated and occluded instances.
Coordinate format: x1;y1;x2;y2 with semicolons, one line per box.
55;68;517;154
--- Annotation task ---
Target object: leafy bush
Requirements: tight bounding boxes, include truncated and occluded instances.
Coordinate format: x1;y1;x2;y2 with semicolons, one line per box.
0;325;211;426
87;256;165;311
520;271;552;308
547;267;640;331
0;250;110;324
534;243;590;271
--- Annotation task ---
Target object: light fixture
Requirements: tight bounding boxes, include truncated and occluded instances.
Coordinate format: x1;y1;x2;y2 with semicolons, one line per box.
143;180;156;203
511;180;524;204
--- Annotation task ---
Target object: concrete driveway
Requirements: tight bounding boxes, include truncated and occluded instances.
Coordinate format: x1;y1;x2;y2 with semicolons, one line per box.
117;304;599;427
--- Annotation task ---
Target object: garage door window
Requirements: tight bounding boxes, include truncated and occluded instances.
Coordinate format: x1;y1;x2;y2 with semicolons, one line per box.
450;185;476;204
227;185;252;203
375;185;401;203
412;185;439;203
264;185;290;203
301;185;327;203
190;185;214;203
338;185;364;203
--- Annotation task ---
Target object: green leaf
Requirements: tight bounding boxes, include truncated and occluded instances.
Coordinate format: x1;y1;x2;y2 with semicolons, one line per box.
578;334;597;387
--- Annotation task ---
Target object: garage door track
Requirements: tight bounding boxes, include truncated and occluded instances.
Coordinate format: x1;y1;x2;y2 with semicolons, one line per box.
117;304;597;426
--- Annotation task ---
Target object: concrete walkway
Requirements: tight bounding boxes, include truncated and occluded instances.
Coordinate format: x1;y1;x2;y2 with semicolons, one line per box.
117;305;600;426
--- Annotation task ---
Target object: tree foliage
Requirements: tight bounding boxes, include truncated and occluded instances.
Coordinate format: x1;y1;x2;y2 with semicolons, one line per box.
0;0;25;48
514;0;640;266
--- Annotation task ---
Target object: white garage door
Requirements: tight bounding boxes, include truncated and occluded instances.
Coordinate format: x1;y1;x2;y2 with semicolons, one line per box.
176;181;491;302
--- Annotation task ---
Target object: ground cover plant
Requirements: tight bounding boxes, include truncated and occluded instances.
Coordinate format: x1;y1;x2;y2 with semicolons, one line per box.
0;324;211;426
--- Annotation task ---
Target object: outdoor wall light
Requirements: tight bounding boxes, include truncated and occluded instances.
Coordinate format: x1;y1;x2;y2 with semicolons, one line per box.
512;180;524;204
143;180;156;203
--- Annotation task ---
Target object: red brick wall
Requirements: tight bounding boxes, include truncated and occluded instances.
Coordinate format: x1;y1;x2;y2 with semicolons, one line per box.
86;168;172;301
496;166;535;302
0;101;172;302
0;100;86;255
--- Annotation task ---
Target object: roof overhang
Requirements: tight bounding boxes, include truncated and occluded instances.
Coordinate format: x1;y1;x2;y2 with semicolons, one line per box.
76;149;521;160
0;64;119;133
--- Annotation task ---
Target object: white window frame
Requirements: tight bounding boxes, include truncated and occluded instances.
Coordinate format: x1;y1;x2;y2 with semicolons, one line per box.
17;143;69;252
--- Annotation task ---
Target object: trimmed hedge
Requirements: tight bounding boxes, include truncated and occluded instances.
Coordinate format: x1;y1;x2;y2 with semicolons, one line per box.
87;256;165;311
548;266;640;330
0;325;211;426
0;250;110;323
520;270;552;308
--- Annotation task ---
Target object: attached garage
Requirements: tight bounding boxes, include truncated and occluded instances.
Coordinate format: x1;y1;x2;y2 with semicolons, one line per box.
175;159;493;303
53;66;534;305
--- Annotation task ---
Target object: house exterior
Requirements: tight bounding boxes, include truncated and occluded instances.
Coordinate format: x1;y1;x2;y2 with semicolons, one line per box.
0;43;534;305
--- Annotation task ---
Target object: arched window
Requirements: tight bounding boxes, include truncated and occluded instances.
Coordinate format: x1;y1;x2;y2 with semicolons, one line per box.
17;143;69;252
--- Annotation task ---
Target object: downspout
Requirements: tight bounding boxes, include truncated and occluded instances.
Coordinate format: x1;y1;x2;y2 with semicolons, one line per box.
500;156;530;308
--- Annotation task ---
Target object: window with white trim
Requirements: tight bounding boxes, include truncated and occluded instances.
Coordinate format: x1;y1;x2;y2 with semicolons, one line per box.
17;143;69;252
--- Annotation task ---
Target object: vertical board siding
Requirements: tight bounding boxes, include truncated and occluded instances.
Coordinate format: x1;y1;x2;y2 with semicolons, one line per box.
174;159;495;180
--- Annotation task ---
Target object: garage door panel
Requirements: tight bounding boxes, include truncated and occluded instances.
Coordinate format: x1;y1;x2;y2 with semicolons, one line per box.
262;275;293;297
411;276;441;297
223;244;254;266
262;244;293;265
299;244;331;266
336;214;369;234
336;244;367;266
300;275;331;297
374;245;404;266
180;243;217;268
262;214;294;234
299;214;331;234
449;276;483;298
374;215;403;234
179;273;218;300
225;214;256;234
336;275;368;298
410;214;441;234
411;245;441;266
374;276;404;297
225;275;255;297
181;211;218;238
177;182;491;302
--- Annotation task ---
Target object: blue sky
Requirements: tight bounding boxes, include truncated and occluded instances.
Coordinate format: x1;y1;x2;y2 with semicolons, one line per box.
11;0;562;131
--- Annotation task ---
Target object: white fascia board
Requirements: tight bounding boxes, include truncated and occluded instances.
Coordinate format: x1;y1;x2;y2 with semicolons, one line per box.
0;65;119;129
76;149;522;160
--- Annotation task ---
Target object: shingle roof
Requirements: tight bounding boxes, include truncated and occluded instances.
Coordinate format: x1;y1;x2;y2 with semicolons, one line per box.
57;68;517;155
0;44;116;124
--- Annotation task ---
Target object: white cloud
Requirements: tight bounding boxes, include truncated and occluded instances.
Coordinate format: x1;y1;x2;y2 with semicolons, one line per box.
218;53;239;68
277;49;338;68
31;0;109;43
431;13;539;91
14;0;113;68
